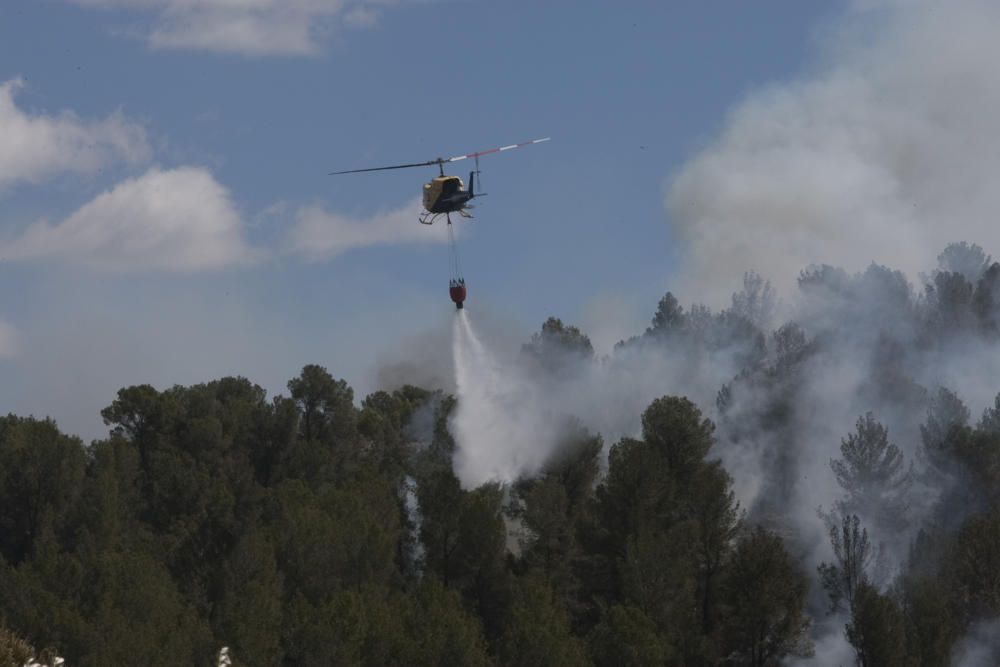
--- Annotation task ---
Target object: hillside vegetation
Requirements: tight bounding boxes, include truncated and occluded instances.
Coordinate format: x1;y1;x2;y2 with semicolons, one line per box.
3;243;1000;666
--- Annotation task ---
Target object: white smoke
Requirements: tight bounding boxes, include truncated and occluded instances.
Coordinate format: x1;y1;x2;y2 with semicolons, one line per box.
440;0;1000;534
403;474;425;575
448;307;752;489
951;618;1000;667
667;0;1000;306
788;616;854;667
436;1;1000;659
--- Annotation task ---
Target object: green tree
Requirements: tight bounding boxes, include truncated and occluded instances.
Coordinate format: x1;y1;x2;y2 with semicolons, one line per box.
818;514;873;613
519;477;574;593
453;483;509;640
924;271;977;336
937;242;991;282
618;524;700;657
98;379;276;610
77;435;143;557
640;397;714;476
537;428;603;518
287;364;357;444
212;530;284;666
973;262;1000;332
395;579;491;667
515;430;602;613
100;384;165;443
82;549;213;666
977;392;1000;434
522;317;594;375
499;576;590;667
417;469;464;587
285;580;492;667
0;533;89;662
831;414;910;536
921;387;970;465
587;604;669;667
846;582;906;667
646;292;686;337
357;385;432;478
417;473;508;639
281;590;367;667
721;527;812;666
691;461;740;635
0;416;87;564
730;272;776;330
584;396;735;662
901;576;958;667
951;509;1000;619
919;389;992;529
273;477;400;603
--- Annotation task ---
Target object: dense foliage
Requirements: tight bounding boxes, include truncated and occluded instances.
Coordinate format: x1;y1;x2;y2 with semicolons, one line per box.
2;243;1000;665
0;371;803;666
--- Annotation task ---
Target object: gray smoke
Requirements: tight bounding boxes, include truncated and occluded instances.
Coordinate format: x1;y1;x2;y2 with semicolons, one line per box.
951;618;1000;667
667;0;1000;306
380;0;1000;658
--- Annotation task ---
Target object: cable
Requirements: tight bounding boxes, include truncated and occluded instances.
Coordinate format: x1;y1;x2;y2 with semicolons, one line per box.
448;221;463;282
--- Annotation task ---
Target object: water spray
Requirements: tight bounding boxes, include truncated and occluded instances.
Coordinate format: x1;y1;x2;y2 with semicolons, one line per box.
450;309;556;488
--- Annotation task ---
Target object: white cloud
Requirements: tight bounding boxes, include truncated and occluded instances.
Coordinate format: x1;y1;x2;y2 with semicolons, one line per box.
667;0;1000;305
286;198;451;260
0;78;150;191
66;0;404;56
0;321;17;359
343;7;378;29
0;167;259;271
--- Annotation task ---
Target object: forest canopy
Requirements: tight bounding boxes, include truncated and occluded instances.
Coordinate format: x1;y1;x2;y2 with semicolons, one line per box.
2;243;1000;666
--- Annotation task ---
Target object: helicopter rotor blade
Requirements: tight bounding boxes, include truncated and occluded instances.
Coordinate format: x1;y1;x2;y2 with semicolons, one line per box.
444;137;551;163
329;159;443;175
329;137;549;175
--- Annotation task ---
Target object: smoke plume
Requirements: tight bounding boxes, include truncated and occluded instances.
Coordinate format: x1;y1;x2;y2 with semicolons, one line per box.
435;0;1000;658
667;0;1000;305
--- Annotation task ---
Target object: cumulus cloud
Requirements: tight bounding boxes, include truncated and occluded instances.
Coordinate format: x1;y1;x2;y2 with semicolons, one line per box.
0;78;149;191
667;0;1000;305
66;0;408;56
286;198;450;260
0;167;259;271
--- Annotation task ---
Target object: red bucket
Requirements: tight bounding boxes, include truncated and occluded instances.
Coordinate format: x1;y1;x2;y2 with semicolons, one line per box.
449;282;467;309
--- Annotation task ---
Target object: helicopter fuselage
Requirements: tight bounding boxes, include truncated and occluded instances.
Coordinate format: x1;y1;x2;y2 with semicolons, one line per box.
423;173;477;214
331;137;546;220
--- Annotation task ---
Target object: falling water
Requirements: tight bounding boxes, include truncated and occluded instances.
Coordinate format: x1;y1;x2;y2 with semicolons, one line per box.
451;309;554;488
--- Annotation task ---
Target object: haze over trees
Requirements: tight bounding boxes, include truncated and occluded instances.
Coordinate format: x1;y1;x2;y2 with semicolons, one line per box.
2;243;1000;665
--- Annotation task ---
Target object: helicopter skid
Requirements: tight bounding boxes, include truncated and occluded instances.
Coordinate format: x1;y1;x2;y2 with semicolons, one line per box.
419;209;473;225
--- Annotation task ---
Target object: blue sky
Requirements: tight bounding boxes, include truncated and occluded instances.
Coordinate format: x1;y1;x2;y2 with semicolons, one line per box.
0;1;844;439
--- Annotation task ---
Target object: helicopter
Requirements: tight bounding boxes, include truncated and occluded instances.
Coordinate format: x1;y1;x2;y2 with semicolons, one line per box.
329;137;550;226
330;137;550;309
